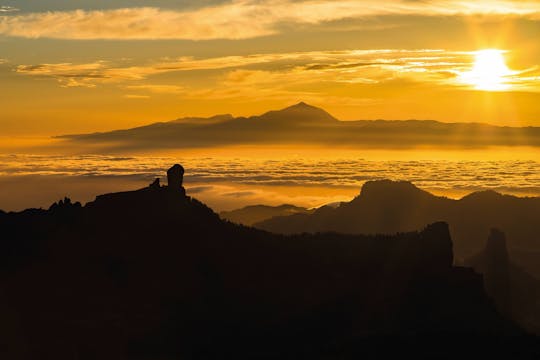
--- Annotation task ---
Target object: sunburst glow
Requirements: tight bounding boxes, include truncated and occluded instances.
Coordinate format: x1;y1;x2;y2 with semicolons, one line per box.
461;49;512;91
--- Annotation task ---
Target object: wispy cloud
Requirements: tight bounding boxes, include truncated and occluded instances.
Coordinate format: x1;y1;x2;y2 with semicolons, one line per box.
10;49;489;88
14;49;539;93
16;61;153;87
124;84;184;94
1;1;539;40
0;6;18;13
14;53;301;87
124;94;150;99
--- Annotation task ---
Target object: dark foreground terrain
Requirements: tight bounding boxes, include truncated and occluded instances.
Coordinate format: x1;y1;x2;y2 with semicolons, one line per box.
0;167;539;359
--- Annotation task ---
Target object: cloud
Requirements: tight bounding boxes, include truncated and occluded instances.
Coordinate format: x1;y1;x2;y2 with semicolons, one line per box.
187;185;215;194
14;49;462;86
14;49;538;92
224;190;258;198
0;5;275;40
15;61;157;87
16;62;111;87
1;154;539;212
14;54;289;87
124;84;184;94
1;1;539;40
0;6;18;13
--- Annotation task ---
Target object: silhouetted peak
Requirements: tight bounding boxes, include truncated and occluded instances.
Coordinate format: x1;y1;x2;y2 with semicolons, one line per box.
313;205;335;216
461;190;504;202
483;228;511;313
48;197;82;212
149;178;161;189
420;222;454;268
488;228;506;245
283;102;333;115
290;101;312;109
167;164;185;194
260;102;337;124
357;180;429;202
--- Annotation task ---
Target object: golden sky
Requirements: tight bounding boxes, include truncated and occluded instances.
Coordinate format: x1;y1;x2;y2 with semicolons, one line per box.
1;0;540;135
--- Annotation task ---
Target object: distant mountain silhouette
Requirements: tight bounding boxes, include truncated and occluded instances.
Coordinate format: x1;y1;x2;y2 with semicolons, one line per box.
220;204;313;226
1;166;538;358
58;102;540;150
256;180;540;267
465;229;540;335
256;101;338;125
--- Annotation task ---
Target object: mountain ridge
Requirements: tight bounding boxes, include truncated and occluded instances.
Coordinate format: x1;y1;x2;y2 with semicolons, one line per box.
255;179;540;263
55;102;540;150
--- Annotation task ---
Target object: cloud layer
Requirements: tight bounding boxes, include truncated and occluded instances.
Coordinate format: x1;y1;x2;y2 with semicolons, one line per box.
1;154;539;212
14;48;538;92
1;1;540;40
13;49;471;86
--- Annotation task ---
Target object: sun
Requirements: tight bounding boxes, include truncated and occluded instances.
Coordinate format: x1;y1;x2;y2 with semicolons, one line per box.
461;49;512;91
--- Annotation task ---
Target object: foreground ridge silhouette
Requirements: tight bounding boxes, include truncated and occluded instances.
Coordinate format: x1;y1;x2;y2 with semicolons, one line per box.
0;165;539;359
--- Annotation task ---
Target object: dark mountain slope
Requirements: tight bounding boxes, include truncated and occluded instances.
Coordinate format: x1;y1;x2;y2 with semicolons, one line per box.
0;167;538;358
220;204;313;226
465;229;540;335
256;180;540;262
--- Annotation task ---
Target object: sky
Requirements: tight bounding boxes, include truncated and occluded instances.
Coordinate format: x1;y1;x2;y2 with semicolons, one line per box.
1;0;540;136
1;1;540;211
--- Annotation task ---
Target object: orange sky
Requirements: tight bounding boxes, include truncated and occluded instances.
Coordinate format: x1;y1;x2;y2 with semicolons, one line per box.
0;1;540;136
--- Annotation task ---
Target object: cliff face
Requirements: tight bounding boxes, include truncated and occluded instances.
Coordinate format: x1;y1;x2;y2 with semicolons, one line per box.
484;229;512;313
0;180;534;359
466;229;540;335
255;180;450;236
